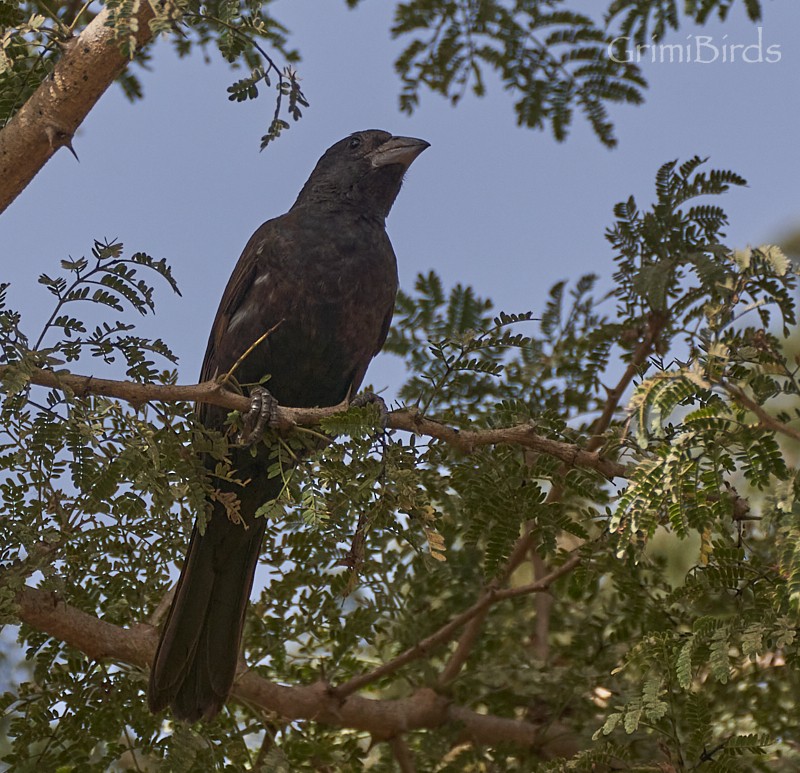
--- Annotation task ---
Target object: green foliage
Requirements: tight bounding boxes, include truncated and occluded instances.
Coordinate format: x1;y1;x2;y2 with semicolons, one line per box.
0;1;305;146
3;157;800;769
2;0;797;768
0;1;767;149
392;1;645;147
607;0;763;45
0;243;224;768
363;158;800;768
388;0;762;146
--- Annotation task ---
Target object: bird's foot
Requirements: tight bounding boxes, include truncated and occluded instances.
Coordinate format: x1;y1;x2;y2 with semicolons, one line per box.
238;386;280;446
350;391;389;429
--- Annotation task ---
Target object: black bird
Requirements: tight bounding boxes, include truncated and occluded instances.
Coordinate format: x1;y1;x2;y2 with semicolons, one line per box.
148;130;429;722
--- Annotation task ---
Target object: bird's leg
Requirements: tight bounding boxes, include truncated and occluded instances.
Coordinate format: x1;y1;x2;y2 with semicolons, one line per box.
350;391;390;493
238;385;280;446
350;391;389;429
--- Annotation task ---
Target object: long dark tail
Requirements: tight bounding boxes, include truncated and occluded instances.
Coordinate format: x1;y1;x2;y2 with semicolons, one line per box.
148;471;279;722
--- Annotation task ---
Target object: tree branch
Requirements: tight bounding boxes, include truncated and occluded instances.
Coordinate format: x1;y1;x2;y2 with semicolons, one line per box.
435;314;666;684
388;736;417;773
0;364;628;478
529;552;554;661
437;606;490;687
0;4;157;213
587;312;666;452
395;408;626;478
334;553;581;698
3;336;622;717
721;382;800;444
16;583;153;669
12;584;562;751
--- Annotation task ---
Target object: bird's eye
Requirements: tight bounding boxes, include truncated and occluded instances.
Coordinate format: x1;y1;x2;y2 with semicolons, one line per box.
349;136;362;149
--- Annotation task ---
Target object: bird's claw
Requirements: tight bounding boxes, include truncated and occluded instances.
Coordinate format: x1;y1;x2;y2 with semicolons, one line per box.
350;391;389;430
238;386;280;446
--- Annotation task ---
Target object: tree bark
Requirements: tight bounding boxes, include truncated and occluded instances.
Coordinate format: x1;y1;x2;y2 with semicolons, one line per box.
14;584;565;751
0;3;156;213
0;362;628;478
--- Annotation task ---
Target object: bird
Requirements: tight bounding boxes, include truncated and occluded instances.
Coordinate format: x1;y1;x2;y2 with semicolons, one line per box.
147;130;429;722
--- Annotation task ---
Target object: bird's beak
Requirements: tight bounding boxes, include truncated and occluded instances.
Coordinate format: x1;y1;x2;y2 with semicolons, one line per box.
370;136;430;169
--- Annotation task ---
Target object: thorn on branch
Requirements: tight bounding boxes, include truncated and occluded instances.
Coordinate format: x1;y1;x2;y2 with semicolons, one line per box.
55;34;77;53
44;122;79;161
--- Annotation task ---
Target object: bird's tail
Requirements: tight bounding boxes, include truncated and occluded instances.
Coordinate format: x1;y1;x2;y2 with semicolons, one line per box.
148;472;278;722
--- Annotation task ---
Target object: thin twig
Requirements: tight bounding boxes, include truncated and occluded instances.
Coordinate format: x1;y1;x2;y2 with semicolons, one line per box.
398;409;626;478
721;382;800;444
587;312;666;451
147;585;176;628
183;11;283;76
437;607;489;687
388;736;417;773
529;552;554;661
333;553;581;698
435;313;666;683
222;320;284;384
341;511;370;596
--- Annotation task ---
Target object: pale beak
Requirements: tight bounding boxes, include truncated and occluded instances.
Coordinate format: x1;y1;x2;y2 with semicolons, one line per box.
369;136;430;169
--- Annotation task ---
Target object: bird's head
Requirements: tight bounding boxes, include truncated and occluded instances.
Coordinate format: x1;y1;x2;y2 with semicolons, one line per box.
293;130;429;219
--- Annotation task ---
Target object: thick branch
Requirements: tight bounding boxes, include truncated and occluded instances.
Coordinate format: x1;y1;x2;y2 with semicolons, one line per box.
0;4;156;212
13;585;559;750
1;364;627;478
16;584;154;669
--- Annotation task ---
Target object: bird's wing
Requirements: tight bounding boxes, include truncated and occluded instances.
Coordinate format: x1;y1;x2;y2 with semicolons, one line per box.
199;219;285;385
199;208;398;417
374;304;394;358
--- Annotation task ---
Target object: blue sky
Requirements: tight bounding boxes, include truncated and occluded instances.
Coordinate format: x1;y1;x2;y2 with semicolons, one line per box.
1;0;798;396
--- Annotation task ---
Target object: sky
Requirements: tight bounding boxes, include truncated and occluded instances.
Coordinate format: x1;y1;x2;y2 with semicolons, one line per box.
1;0;799;397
